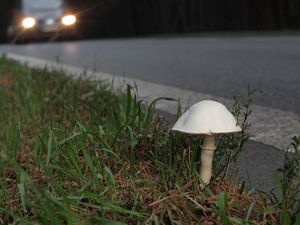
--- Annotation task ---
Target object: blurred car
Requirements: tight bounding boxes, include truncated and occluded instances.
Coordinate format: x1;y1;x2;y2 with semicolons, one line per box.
7;0;78;42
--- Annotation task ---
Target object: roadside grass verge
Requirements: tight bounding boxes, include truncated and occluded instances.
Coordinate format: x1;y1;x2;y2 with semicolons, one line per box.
0;55;299;224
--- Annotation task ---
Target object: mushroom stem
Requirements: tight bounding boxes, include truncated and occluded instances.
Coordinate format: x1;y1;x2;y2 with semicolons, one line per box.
200;135;217;184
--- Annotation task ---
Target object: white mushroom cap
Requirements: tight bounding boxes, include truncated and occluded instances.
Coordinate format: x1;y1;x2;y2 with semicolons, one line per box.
172;100;242;135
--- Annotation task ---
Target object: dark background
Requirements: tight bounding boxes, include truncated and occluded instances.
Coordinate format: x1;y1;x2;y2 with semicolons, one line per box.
1;0;300;40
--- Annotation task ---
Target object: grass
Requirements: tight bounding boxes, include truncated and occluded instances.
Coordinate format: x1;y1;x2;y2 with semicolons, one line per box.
0;55;299;224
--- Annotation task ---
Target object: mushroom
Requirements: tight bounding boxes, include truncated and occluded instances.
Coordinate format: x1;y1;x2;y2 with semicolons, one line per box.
172;100;242;184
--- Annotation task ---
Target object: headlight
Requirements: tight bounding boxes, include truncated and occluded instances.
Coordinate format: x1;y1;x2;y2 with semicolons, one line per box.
22;17;36;29
61;15;76;26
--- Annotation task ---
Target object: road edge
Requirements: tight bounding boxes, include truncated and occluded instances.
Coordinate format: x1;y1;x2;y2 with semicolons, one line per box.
1;51;299;150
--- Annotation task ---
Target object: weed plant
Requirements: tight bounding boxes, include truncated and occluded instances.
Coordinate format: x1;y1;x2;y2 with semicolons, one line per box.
0;55;299;224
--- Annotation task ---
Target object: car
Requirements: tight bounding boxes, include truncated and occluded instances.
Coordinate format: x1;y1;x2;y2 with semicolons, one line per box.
7;0;78;42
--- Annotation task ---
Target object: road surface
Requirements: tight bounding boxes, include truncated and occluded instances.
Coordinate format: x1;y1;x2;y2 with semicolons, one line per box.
1;37;300;114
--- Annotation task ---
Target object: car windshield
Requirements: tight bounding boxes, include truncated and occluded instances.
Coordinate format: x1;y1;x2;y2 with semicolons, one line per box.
23;0;63;11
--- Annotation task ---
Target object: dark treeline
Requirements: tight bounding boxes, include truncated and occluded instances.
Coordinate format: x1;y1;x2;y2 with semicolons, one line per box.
1;0;300;40
70;0;300;37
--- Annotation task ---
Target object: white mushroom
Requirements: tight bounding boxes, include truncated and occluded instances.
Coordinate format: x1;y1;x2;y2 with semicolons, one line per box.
172;100;242;184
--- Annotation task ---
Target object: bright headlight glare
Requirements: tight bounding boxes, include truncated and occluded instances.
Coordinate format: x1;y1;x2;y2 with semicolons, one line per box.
22;17;36;29
62;15;76;26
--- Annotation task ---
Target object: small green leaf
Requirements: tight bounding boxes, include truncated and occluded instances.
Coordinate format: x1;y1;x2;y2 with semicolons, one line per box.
245;203;254;221
281;210;291;225
17;183;26;209
46;131;53;165
216;192;233;225
104;166;115;185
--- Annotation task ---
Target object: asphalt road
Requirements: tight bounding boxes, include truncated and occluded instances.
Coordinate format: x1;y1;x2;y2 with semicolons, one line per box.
0;36;300;114
0;36;299;192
